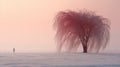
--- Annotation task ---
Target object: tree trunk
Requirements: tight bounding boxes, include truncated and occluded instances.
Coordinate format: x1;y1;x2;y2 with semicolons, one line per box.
80;36;88;53
83;46;87;53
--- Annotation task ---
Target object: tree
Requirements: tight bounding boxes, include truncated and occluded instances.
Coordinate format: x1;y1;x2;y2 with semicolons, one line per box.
53;10;110;53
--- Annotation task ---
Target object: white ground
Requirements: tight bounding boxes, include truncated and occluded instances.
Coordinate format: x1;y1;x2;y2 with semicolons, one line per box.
0;53;120;67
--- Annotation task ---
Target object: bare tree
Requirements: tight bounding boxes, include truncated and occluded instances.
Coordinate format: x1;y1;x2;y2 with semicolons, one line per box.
53;10;110;53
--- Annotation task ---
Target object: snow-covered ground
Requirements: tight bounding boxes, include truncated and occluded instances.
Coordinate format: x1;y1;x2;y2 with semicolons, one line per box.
0;53;120;67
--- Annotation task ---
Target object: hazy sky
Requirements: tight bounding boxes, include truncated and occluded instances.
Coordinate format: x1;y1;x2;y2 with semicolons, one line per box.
0;0;120;53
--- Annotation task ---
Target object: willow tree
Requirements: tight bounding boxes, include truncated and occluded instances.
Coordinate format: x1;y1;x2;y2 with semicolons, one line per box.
53;10;110;53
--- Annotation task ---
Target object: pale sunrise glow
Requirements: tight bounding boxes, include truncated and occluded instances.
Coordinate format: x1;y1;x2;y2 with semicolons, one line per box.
0;0;120;53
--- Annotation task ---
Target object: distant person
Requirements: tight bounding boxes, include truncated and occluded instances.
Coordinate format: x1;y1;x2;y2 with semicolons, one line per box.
13;48;15;53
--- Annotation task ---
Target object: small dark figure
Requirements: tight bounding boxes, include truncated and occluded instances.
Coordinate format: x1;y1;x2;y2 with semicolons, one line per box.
13;48;15;53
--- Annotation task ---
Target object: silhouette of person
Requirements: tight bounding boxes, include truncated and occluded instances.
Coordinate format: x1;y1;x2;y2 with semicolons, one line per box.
13;48;15;53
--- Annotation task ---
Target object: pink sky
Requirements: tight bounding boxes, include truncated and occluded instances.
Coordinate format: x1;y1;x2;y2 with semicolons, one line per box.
0;0;120;53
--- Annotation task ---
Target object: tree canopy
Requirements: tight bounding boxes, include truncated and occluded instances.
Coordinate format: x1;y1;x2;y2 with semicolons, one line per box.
53;10;110;53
